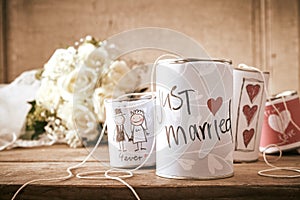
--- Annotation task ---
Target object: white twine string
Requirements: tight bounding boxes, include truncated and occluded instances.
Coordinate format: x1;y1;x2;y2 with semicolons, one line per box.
76;91;157;200
75;54;180;200
11;54;180;200
11;108;147;200
11;54;168;200
14;55;235;200
238;64;300;178
11;121;106;200
258;144;300;178
281;96;300;132
11;101;144;200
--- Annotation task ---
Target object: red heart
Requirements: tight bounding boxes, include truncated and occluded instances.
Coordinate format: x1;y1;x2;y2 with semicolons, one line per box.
207;97;223;116
246;84;260;103
243;105;258;126
243;129;255;148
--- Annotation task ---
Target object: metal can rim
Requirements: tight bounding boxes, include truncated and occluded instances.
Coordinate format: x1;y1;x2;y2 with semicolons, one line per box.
233;67;270;74
156;171;234;180
160;58;232;65
104;92;155;103
268;90;298;101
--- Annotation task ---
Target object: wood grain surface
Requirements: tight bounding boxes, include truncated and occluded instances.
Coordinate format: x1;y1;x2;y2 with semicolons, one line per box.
0;144;299;200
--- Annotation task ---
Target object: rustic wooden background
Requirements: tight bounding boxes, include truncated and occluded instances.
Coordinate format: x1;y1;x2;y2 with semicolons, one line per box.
0;0;299;95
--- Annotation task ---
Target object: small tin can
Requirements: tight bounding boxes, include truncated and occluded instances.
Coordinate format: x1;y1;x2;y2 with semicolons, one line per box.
105;93;156;168
260;91;300;153
156;58;234;179
232;67;269;162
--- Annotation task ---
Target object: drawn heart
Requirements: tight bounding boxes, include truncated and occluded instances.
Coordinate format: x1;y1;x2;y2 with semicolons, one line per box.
268;110;291;134
177;158;195;171
246;84;260;103
208;154;223;175
243;128;255;148
242;105;258;126
207;97;223;116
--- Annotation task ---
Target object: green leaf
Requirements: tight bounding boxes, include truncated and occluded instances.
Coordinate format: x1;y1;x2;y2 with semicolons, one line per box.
25;100;48;140
31;121;48;140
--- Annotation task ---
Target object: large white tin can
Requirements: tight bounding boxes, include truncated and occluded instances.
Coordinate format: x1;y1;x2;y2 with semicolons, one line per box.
156;58;234;179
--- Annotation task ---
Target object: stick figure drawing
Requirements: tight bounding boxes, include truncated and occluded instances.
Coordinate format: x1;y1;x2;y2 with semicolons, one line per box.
113;108;129;152
130;109;148;151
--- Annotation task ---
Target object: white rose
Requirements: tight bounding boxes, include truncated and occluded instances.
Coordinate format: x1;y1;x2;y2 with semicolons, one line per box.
36;79;61;110
103;60;138;93
57;101;73;129
103;60;130;84
42;48;76;80
57;67;98;102
109;60;130;74
85;47;111;69
73;104;98;141
93;85;125;122
93;87;109;122
77;43;97;64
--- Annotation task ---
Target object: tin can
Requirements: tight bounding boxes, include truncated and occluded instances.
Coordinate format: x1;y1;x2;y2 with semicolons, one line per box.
155;58;234;179
260;91;300;153
105;93;156;168
232;68;269;162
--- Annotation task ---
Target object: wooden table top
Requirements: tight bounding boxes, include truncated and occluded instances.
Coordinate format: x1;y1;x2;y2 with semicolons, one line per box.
0;144;299;200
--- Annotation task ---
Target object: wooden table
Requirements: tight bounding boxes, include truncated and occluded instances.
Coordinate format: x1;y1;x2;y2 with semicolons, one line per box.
0;144;299;200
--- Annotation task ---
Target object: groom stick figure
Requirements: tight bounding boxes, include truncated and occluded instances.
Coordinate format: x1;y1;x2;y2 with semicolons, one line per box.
113;108;129;152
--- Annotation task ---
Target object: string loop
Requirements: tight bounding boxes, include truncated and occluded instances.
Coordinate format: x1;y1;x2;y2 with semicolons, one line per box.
11;53;180;200
258;144;300;178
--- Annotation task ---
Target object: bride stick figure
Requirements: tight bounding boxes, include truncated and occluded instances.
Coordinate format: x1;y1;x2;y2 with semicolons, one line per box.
130;109;148;151
113;108;129;152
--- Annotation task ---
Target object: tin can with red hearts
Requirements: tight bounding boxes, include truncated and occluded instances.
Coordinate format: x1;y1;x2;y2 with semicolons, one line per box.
155;58;234;179
260;91;300;153
232;67;269;162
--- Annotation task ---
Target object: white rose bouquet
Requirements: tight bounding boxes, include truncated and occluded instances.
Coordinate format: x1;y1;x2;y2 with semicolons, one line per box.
25;36;141;148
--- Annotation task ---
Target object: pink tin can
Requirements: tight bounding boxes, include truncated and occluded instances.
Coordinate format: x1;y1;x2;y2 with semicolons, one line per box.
260;91;300;153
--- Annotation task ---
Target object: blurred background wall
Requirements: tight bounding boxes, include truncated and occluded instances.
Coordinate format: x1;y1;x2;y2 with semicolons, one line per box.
0;0;299;95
